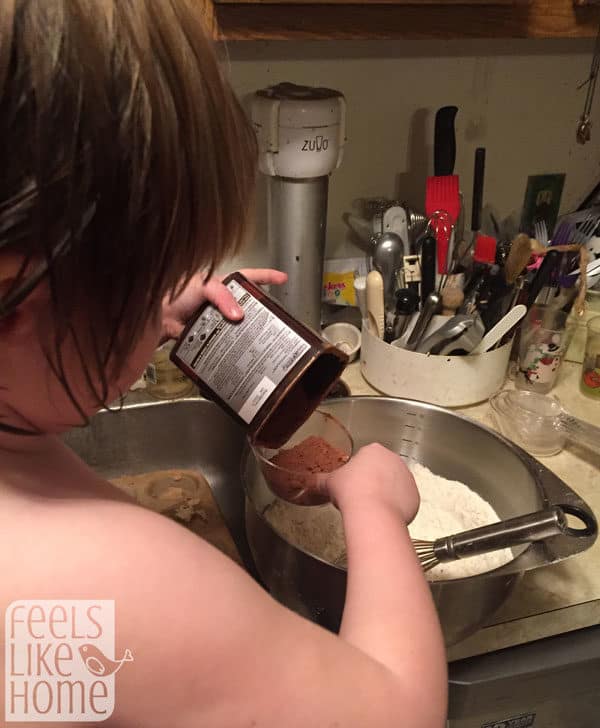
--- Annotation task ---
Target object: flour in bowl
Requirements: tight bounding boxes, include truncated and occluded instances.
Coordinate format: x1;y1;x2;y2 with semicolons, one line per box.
407;463;514;580
264;461;514;581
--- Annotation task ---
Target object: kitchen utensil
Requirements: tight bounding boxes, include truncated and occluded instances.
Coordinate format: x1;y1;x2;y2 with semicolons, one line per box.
434;105;458;177
413;506;581;572
569;256;600;292
438;313;485;355
558;214;599;290
570;257;600;279
428;210;457;279
461;236;497;315
516;304;575;393
243;396;597;644
505;233;533;285
507;274;527;313
426;106;460;274
441;287;464;316
402;254;421;296
464;233;496;282
404;292;440;351
382;205;409;245
581;315;600;398
572;212;600;245
391;287;420;342
470;305;527;355
353;275;367;319
455;190;465;250
467;148;486;259
490;389;563;456
370;198;397;236
416;314;476;355
534;220;549;247
251;409;353;506
469;234;497;274
322;323;361;363
512;390;600;452
405;207;428;252
476;265;506;326
526;249;562;307
490;389;600;456
366;270;385;338
420;235;437;304
550;220;575;247
372;231;405;338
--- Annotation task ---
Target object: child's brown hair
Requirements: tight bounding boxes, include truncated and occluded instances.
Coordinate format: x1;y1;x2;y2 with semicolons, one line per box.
0;0;257;417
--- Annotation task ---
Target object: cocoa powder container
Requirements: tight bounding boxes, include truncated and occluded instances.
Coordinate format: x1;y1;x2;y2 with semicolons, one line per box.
170;272;348;448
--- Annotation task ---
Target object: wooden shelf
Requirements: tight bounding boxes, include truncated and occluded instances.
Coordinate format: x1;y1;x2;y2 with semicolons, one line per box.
216;0;600;40
216;0;522;5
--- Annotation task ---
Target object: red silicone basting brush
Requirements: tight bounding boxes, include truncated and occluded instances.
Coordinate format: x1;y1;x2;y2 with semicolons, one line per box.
425;106;461;274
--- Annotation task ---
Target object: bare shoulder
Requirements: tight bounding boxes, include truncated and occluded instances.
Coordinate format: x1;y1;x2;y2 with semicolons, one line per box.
2;491;227;586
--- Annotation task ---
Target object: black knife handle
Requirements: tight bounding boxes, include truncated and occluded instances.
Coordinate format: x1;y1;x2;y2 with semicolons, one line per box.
526;250;561;308
434;106;458;177
471;147;486;232
420;235;437;303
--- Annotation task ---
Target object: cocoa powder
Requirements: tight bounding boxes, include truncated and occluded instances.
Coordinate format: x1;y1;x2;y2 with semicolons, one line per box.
270;435;349;474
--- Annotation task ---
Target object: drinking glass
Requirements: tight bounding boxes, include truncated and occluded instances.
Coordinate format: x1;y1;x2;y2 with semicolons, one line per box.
516;304;574;394
581;316;600;399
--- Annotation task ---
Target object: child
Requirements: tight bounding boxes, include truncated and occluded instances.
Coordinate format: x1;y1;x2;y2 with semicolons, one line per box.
0;2;447;726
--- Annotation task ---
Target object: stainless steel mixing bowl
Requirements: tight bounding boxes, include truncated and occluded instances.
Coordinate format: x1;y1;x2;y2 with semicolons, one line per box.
243;396;597;646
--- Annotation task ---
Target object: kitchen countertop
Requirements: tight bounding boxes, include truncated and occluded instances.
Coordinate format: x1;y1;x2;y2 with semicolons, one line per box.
341;359;600;662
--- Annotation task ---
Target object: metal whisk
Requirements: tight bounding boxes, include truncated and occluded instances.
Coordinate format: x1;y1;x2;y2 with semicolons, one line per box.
413;506;568;572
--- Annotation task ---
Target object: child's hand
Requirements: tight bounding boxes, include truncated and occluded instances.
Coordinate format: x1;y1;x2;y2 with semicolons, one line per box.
327;444;419;525
161;269;288;340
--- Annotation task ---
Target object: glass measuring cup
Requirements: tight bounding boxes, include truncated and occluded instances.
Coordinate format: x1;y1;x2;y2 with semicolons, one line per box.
490;389;600;457
251;410;353;506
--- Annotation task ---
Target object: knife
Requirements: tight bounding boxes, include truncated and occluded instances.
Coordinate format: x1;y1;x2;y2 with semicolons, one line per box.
434;106;458;177
420;235;437;304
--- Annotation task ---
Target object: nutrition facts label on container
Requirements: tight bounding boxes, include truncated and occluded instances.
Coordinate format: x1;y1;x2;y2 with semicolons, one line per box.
174;279;311;423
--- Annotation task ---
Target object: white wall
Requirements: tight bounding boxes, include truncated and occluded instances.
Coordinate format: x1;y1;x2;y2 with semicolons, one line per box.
220;38;600;270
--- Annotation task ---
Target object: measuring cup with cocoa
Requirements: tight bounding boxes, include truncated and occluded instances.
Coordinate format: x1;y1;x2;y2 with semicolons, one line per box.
251;410;354;506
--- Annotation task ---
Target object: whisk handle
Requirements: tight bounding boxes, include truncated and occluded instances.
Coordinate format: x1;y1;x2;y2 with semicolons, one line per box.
434;506;567;563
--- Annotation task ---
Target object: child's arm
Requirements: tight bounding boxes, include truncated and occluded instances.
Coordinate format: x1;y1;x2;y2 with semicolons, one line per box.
105;445;445;727
27;444;446;728
108;504;446;728
330;445;448;722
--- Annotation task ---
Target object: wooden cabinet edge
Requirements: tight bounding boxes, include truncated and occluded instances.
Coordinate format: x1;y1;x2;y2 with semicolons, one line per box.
214;1;600;40
215;0;526;4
